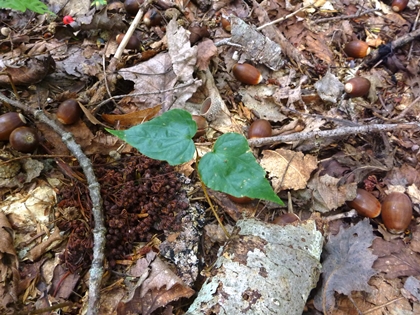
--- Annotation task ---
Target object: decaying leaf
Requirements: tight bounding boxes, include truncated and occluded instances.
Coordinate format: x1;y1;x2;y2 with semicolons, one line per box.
117;251;194;315
295;169;357;213
101;105;161;128
196;39;218;70
0;186;56;232
0;53;55;86
118;52;201;111
238;85;287;122
260;148;317;191
372;238;420;279
314;219;378;314
0;212;19;307
167;19;197;83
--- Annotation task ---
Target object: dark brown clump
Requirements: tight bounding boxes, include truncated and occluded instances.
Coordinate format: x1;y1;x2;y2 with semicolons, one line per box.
56;154;187;272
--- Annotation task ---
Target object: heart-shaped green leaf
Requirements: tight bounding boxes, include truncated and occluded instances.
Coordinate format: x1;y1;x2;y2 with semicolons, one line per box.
198;133;283;205
106;109;196;166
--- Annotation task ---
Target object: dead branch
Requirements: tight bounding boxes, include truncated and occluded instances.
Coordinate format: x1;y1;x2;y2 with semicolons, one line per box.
0;93;105;315
248;122;419;147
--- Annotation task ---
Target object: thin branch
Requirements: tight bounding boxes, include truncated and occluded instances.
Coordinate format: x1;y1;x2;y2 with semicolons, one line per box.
0;93;105;315
256;4;312;31
114;4;146;60
312;9;376;24
248;122;419;147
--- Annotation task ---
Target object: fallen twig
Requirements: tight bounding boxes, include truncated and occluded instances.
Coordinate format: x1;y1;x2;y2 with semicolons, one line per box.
248;122;419;147
0;93;105;315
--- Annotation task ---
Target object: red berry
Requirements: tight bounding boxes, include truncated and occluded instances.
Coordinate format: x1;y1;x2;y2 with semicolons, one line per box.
63;16;75;25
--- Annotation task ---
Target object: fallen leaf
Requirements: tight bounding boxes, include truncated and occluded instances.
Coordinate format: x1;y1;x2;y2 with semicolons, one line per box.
314;219;378;314
372;238;420;279
261;148;317;191
117;252;194;315
0;212;19;307
102;105;161;128
196;39;218;70
296;170;357;213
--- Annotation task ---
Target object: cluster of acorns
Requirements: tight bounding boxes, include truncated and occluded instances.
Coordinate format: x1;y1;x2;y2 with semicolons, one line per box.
228;0;410;98
347;189;413;234
0;99;82;153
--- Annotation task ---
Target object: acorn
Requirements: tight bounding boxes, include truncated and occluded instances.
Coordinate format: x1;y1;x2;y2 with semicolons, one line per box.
381;192;412;234
116;33;141;50
248;119;272;139
391;0;409;12
344;77;371;97
57;99;82;125
227;194;253;204
221;17;231;32
124;0;144;16
232;63;262;85
346;188;381;218
273;213;300;226
344;40;371;58
143;8;163;27
9;126;39;153
192;115;208;138
0;112;27;141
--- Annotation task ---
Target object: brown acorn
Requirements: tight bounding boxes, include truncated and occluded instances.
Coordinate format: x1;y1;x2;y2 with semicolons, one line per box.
143;8;163;27
124;0;144;16
192;115;208;138
391;0;409;12
0;112;26;141
381;192;412;234
221;17;231;32
344;40;371;58
232;63;262;85
273;213;300;226
57;99;82;125
227;194;253;204
116;33;141;50
248;119;272;139
9;126;39;153
344;77;371;98
346;188;381;218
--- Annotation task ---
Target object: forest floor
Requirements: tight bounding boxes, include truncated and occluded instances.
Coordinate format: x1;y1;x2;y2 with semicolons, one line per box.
0;0;420;314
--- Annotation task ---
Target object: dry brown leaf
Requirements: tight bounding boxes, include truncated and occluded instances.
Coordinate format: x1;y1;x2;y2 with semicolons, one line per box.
117;252;194;315
261;149;317;191
101;105;161;128
0;54;55;86
295;170;357;213
305;33;334;65
49;264;81;299
196;39;218;70
0;212;19;306
372;238;420;279
25;228;63;262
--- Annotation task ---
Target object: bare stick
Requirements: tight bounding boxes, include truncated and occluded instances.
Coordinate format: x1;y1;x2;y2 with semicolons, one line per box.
312;9;376;24
256;4;312;31
114;4;146;59
248;122;419;147
366;28;420;66
0;93;105;315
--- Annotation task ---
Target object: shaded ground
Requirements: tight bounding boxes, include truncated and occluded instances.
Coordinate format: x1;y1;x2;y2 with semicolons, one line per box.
0;0;420;314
